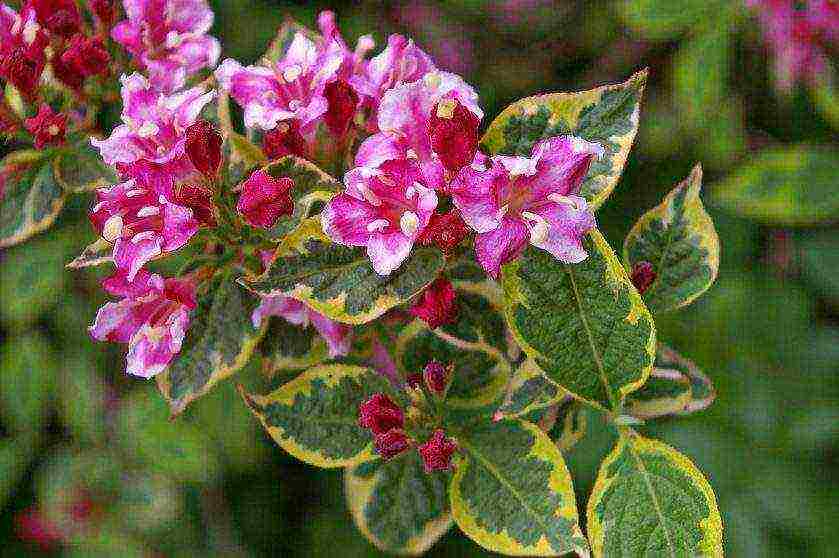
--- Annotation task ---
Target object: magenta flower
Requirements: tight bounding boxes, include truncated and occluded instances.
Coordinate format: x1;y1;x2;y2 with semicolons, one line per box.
251;294;352;358
25;104;67;150
418;429;458;472
215;11;370;136
90;173;199;280
89;269;196;378
358;393;404;435
111;0;221;93
451;136;602;278
355;71;483;191
409;277;458;329
91;73;216;178
60;34;111;79
321;159;439;276
26;0;81;38
236;169;294;229
0;4;49;99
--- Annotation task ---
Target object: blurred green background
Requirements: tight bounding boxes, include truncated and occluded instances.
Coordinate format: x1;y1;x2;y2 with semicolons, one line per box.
1;1;837;556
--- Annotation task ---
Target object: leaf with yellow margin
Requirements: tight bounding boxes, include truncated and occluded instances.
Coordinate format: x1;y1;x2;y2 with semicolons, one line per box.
0;150;66;248
587;430;723;558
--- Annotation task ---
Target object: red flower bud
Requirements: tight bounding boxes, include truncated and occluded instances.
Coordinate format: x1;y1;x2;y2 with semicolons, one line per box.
409;278;458;330
422;361;451;395
61;34;110;78
418;429;457;473
323;79;359;136
374;429;411;459
14;507;62;551
417;210;470;253
406;373;423;389
170;181;216;227
25;104;67;150
29;0;82;37
88;0;115;26
263;121;308;160
236;169;294;229
358;393;404;435
51;53;84;90
0;48;45;99
630;261;656;295
185;120;223;178
429;98;480;174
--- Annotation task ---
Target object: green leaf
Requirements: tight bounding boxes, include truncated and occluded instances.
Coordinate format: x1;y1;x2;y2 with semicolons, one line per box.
258;317;330;377
450;418;587;556
345;452;452;555
656;344;716;416
712;146;839;225
810;68;839;132
0;333;55;433
625;368;692;420
239;363;392;468
0;150;66;248
0;435;37;510
227;130;268;183
157;268;267;415
54;141;118;193
496;358;565;420
481;70;647;209
243;218;446;325
548;399;587;452
624;164;720;313
261;155;341;240
618;0;732;40
587;431;724;558
799;230;839;300
66;237;113;269
502;230;656;411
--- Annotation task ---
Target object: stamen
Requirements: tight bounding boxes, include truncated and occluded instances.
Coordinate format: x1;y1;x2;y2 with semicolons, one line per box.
521;211;549;245
400;211;419;236
359;183;382;206
131;231;156;243
366;219;389;232
136;206;160;218
283;65;302;82
547;193;580;209
497;204;509;221
138;121;159;138
435;99;458;119
102;215;124;242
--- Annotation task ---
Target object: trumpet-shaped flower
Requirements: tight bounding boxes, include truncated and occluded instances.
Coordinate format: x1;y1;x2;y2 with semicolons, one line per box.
355;71;483;190
112;0;221;92
321;159;438;276
451;136;602;278
89;269;196;378
91;73;216;177
89;172;199;280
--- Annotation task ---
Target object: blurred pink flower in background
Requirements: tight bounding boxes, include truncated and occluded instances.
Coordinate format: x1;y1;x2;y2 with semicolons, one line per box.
396;1;474;76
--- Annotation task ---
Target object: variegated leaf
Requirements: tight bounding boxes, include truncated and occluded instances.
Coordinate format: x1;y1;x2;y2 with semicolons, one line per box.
0;150;65;248
657;344;716;416
495;358;565;421
66;237;113;269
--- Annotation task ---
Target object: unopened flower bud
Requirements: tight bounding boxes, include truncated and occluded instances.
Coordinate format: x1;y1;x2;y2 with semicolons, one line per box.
25;104;67;150
170;181;216;227
88;0;115;26
428;98;480;174
0;48;44;99
185;120;223;178
374;429;411;459
263;121;308;160
409;278;458;330
323;79;359;136
30;0;82;37
406;373;423;390
236;170;294;229
358;393;404;435
417;211;470;253
418;429;457;473
422;361;451;395
630;261;656;294
61;34;110;78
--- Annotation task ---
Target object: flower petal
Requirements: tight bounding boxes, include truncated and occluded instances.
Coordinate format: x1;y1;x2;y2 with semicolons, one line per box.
367;231;413;276
528;196;596;264
474;216;529;278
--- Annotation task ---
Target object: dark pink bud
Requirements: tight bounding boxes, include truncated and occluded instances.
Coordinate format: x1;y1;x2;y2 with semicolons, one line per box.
422;361;451;395
375;429;411;459
418;429;458;473
406;373;423;389
29;0;82;37
87;0;115;26
630;261;656;295
25;104;67;150
409;278;458;330
185;120;223;178
236;170;294;229
323;79;359;136
417;210;470;253
51;53;84;90
61;34;110;78
170;182;216;227
0;48;45;99
358;393;404;435
15;507;63;550
428;98;480;174
263;121;308;160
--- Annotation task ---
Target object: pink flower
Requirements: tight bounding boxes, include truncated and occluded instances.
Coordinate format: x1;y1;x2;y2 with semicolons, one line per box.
0;5;49;99
251;295;352;358
358;393;404;435
451;136;602;278
418;429;457;472
409;277;458;329
91;73;216;177
236;169;295;229
215;11;370;136
111;0;221;93
321;159;439;275
89;269;196;378
90;172;199;280
25;104;67;150
355;71;483;191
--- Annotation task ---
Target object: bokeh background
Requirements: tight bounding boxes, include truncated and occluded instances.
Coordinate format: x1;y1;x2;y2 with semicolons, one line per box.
1;1;837;556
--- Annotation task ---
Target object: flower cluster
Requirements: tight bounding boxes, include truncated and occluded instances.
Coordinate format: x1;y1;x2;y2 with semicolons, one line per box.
748;0;839;90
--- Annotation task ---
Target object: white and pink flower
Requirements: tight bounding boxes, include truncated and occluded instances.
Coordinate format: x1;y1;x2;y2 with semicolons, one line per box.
251;295;352;359
215;11;370;136
89;269;196;378
450;136;602;278
355;71;483;191
89;172;199;280
322;159;439;276
112;0;221;93
91;73;216;178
